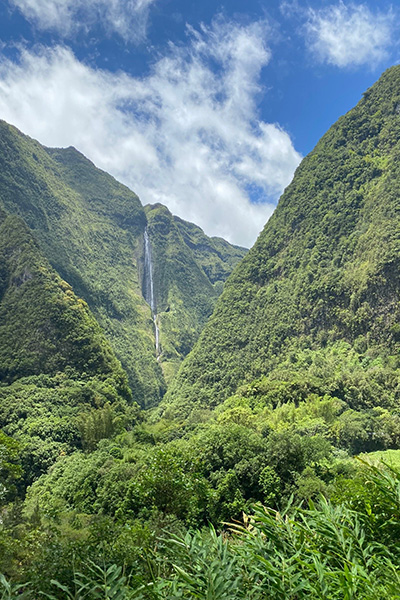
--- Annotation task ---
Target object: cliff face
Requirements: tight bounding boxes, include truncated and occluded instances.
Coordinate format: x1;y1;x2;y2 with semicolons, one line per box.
143;204;247;382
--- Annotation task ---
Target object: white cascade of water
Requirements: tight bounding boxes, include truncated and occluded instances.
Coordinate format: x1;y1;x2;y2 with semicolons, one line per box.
143;228;160;356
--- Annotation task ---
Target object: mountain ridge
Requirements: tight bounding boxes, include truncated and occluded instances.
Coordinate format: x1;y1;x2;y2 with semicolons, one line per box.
163;64;400;417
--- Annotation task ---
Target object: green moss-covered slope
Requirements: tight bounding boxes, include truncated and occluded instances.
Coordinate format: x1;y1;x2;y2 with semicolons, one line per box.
0;120;164;406
0;212;124;382
164;65;400;416
143;204;247;382
173;215;247;290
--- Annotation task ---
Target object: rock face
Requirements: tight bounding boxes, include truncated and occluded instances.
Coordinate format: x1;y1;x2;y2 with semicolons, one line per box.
164;65;400;417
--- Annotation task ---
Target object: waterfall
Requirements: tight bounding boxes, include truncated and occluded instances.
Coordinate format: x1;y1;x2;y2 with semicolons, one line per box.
143;228;155;312
143;228;160;356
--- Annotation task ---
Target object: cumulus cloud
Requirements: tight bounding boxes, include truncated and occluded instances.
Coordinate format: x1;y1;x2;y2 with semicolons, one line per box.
10;0;156;42
305;2;395;68
0;20;301;246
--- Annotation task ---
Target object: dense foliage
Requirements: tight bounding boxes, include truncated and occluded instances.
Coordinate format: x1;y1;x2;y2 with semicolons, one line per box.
0;209;135;482
165;65;400;415
13;342;400;535
0;213;123;383
2;67;400;597
3;344;400;593
3;460;400;598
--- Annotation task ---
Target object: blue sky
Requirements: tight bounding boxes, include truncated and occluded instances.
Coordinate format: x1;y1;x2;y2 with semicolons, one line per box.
0;0;397;246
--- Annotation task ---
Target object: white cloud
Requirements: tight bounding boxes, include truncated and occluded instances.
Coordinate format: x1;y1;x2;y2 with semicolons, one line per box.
10;0;156;42
305;2;395;68
0;20;301;246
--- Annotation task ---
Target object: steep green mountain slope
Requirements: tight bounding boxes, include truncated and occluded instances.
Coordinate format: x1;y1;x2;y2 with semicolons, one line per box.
143;204;247;381
172;214;247;293
0;120;163;406
0;211;123;382
0;210;133;480
164;65;400;416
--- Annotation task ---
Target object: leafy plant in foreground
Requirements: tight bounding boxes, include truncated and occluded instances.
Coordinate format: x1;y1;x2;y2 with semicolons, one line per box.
46;560;131;600
0;573;31;599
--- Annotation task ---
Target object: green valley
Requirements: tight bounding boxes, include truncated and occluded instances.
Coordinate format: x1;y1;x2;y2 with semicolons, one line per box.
3;66;400;599
0;121;245;406
144;203;246;382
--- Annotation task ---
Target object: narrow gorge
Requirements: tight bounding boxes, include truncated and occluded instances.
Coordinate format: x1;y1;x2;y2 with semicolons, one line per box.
143;227;160;357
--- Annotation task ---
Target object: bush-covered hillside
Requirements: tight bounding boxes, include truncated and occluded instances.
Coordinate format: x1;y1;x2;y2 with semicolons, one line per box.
164;65;400;416
0;120;164;406
0;210;135;482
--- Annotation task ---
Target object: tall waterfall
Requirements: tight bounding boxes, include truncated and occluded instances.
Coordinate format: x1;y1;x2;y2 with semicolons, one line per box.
143;228;160;355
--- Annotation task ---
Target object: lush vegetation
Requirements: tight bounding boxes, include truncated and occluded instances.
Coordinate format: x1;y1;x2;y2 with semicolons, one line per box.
3;458;400;598
0;209;135;483
173;214;247;289
0;120;163;406
165;64;400;415
2;67;400;597
3;341;400;593
0;213;123;383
